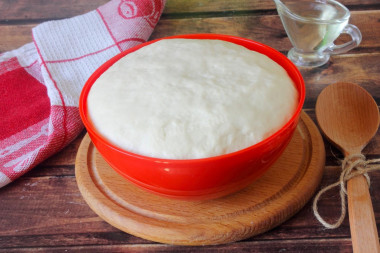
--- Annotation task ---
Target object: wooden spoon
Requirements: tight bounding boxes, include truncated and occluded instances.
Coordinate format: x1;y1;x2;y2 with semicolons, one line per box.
316;82;380;253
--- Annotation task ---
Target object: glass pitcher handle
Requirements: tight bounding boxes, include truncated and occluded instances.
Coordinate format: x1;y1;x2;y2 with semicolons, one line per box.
326;24;362;55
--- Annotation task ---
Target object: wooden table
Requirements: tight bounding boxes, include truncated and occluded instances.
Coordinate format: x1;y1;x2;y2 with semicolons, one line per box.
1;0;379;252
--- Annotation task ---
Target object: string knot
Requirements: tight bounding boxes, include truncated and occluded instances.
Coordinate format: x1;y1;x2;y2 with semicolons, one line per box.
313;153;380;229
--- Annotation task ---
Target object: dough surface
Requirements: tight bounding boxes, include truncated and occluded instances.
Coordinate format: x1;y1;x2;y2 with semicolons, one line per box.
87;39;298;159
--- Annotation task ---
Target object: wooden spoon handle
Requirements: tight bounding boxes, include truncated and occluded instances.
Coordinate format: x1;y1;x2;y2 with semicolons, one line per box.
347;175;380;253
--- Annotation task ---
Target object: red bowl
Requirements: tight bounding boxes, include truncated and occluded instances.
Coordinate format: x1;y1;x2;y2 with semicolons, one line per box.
79;34;305;200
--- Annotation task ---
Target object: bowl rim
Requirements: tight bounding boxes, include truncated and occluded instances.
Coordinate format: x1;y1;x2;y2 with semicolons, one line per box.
79;33;305;163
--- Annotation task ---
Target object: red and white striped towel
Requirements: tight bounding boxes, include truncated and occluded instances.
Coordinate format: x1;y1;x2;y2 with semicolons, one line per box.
0;0;166;188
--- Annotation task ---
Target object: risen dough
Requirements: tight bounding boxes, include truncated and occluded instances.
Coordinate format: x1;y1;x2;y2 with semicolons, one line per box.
87;39;298;159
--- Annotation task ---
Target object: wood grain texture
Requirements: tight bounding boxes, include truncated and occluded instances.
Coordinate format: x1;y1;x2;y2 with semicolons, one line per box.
1;10;380;53
316;82;380;253
3;162;380;249
316;83;379;152
348;176;380;253
301;53;380;108
75;112;325;245
0;239;356;253
0;0;378;21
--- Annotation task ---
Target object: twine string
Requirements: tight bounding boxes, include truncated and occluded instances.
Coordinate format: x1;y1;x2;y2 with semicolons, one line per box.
313;154;380;229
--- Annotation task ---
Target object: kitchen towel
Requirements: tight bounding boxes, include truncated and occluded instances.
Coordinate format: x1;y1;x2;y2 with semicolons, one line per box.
0;0;166;187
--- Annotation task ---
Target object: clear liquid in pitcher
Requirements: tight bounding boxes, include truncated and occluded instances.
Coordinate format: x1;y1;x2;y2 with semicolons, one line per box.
278;1;348;53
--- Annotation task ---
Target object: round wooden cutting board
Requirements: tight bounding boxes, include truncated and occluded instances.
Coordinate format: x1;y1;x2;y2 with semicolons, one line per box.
75;111;325;245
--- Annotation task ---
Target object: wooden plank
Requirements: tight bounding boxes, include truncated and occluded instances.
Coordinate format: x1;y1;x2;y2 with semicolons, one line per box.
0;24;34;52
164;0;380;14
0;0;108;21
0;239;355;253
150;10;380;52
2;164;380;248
301;53;380;108
0;0;379;21
0;177;111;239
1;10;379;53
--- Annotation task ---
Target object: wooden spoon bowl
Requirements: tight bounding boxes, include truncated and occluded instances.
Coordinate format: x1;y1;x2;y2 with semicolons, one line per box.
316;82;379;155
